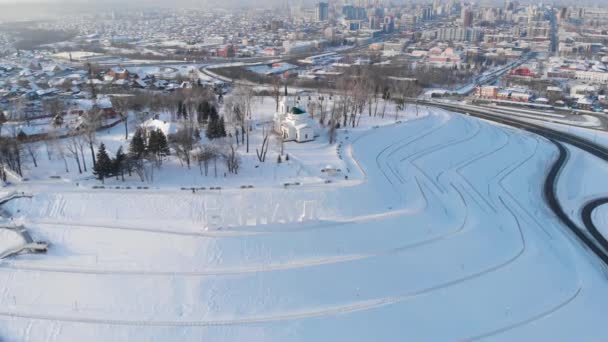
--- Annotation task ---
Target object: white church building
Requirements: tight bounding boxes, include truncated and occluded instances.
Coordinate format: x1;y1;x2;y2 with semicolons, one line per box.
274;97;316;143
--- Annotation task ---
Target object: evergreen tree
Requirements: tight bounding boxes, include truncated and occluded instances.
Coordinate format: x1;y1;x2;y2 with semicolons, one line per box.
197;102;204;124
197;101;212;125
157;129;170;157
206;116;218;140
148;129;170;163
148;129;160;155
114;146;126;181
129;128;146;159
218;116;227;138
93;143;113;183
177;101;183;120
209;105;219;122
205;115;227;140
17;130;27;141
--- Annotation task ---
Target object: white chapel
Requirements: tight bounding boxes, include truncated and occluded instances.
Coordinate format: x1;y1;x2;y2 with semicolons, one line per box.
274;97;315;143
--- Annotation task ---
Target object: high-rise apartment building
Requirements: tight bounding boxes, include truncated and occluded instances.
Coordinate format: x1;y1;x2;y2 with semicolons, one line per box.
316;2;329;21
461;7;474;27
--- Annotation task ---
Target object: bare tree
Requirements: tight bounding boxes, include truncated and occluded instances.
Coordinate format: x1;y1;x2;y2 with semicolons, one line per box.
43;98;66;119
227;86;254;153
242;87;255;154
0;111;6;137
55;142;69;173
82;107;104;168
275;130;285;156
335;75;353;128
328;105;338;145
111;96;130;140
24;142;39;168
351;73;369;127
224;95;244;146
11;98;26;122
194;144;217;176
272;78;281;112
364;69;381;117
86;62;99;100
256;125;271;162
0;137;24;177
223;144;240;174
44;128;61;161
76;135;88;172
381;86;390;119
316;94;328;123
170;124;197;169
392;79;422;120
66;137;83;174
320;93;333;126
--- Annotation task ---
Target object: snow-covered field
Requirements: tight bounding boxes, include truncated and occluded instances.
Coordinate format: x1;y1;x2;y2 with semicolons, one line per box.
0;229;25;256
592;205;608;240
1;108;608;341
557;143;608;242
531;118;608;149
556;145;608;228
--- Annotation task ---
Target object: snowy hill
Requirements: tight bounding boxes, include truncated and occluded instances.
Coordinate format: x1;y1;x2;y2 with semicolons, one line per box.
1;109;608;341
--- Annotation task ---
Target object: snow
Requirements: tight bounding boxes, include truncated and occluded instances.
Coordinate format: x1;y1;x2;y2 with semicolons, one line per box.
52;51;104;61
2;106;608;341
143;119;179;136
480;105;601;128
423;60;523;96
0;229;25;256
557;144;608;234
73;97;113;110
533;121;608;149
592;205;608;240
247;63;298;75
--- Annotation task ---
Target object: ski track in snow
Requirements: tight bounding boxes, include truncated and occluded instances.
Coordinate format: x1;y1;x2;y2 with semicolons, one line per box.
0;109;607;341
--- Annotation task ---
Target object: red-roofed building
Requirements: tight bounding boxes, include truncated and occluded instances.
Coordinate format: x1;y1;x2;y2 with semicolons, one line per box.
509;67;535;77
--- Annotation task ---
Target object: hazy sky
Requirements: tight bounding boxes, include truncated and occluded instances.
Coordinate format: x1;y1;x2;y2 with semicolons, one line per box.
0;0;264;5
0;0;605;8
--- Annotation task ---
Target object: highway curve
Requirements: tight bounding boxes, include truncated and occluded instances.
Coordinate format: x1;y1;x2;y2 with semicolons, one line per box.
420;100;608;266
546;143;608;265
581;198;608;256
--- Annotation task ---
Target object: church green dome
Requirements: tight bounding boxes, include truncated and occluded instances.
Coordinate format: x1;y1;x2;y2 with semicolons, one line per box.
290;107;306;114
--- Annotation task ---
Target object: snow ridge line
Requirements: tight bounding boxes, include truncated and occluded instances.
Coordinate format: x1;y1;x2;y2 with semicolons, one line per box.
397;121;509;220
0;192;32;207
424;100;608;265
462;198;582;341
445;122;511;214
0;190;530;327
0;110;578;333
1;114;534;280
340;109;436;183
495;137;556;240
384;113;467;187
0;185;467;277
464;287;582;341
404;118;481;194
372;112;451;187
397;106;585;336
375;113;471;195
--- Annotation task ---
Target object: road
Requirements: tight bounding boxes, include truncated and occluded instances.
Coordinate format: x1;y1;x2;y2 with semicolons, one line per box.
581;198;608;255
419;100;608;266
